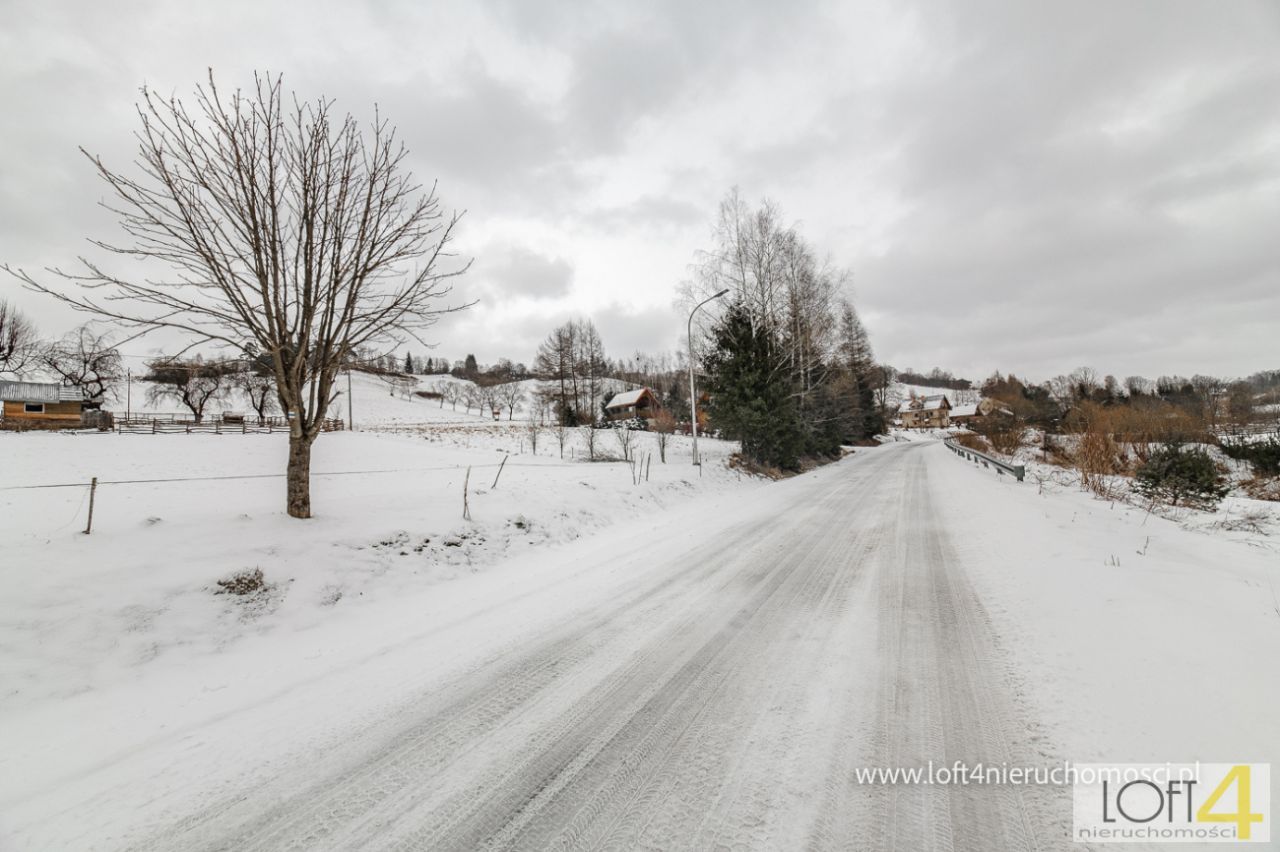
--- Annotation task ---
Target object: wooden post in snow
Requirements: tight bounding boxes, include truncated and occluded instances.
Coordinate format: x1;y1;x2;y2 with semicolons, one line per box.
84;477;98;535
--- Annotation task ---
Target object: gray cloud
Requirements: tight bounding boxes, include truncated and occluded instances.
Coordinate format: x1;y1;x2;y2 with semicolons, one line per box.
472;244;575;301
593;303;682;360
1;0;1276;381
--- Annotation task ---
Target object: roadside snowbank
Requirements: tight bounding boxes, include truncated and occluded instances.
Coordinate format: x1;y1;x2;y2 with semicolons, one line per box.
927;440;1280;773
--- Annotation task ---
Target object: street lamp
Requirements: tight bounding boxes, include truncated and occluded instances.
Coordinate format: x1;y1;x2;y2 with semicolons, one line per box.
688;288;729;465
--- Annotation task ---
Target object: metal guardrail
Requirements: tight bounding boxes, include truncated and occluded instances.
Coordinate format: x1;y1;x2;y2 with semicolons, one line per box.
944;438;1025;482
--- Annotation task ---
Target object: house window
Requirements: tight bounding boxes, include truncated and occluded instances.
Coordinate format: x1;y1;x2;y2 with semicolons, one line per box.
24;403;45;414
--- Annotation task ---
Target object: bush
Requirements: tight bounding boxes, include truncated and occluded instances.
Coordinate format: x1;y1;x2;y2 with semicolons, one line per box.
971;412;1024;455
1133;445;1229;509
1221;437;1280;477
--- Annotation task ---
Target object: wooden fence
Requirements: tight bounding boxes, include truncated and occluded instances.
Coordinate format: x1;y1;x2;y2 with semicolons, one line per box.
112;414;344;434
1214;421;1280;440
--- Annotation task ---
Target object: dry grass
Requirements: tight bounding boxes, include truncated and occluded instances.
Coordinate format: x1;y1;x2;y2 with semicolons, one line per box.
953;433;990;453
1242;476;1280;502
728;453;788;480
216;567;266;596
1063;401;1211;498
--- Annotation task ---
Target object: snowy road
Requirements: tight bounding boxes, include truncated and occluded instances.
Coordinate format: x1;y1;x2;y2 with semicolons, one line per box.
8;442;1065;851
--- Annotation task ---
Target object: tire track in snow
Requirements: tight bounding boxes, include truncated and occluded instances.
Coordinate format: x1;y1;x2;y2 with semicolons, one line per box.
115;443;1058;852
859;445;1042;852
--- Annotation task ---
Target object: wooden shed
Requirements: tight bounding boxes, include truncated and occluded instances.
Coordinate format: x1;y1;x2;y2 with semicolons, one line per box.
0;381;92;426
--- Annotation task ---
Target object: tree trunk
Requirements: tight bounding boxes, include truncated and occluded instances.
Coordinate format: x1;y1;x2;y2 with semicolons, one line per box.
287;434;313;518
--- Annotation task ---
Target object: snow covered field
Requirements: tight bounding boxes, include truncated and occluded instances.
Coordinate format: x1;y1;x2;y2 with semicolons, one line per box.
0;423;745;705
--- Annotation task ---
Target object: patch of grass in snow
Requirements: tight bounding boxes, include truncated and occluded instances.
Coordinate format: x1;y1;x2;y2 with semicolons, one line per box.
215;568;267;596
213;567;286;623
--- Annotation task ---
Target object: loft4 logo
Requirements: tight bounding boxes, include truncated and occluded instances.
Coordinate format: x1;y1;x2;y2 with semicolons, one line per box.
1073;763;1270;844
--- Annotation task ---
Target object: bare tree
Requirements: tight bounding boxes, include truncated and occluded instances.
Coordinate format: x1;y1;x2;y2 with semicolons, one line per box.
535;321;576;422
232;366;277;425
5;72;470;518
554;418;568;459
872;364;898;418
462;384;480;414
614;424;635;461
146;357;232;422
580;423;598;460
533;318;608;424
442;382;462;410
382;373;415;399
0;299;40;377
497;381;524;421
40;325;122;402
479;385;499;420
652;408;676;463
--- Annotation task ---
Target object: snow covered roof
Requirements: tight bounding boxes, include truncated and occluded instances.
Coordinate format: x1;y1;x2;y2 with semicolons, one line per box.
951;403;978;417
605;388;648;409
919;395;949;410
0;381;88;404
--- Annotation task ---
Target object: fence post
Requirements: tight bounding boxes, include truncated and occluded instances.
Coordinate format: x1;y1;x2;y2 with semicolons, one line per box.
84;477;98;535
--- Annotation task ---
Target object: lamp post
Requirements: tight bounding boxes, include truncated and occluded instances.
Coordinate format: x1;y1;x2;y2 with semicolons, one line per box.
688;288;729;465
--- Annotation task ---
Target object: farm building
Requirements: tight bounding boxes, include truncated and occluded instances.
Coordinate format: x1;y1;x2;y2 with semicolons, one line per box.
949;402;980;425
604;387;662;423
950;398;1008;426
0;381;97;428
898;394;951;429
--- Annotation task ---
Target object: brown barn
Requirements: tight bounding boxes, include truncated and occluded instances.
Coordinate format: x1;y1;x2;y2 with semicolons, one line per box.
0;381;93;427
604;387;662;422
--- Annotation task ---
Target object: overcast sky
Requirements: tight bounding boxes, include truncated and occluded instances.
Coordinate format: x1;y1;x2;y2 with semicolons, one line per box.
2;0;1277;382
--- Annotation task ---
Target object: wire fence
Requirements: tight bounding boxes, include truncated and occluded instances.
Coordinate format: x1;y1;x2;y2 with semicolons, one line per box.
0;458;615;492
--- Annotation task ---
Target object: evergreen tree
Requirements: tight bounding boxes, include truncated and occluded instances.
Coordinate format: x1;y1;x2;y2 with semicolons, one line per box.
703;302;803;470
464;353;478;377
837;301;882;439
403;352;414;374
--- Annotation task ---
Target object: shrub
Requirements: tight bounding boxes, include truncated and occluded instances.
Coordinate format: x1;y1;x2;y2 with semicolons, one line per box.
1133;445;1229;509
971;412;1025;455
1220;437;1280;477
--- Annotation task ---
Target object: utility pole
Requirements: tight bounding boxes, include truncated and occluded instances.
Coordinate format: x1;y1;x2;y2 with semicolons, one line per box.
687;288;729;466
126;368;131;419
347;368;354;431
